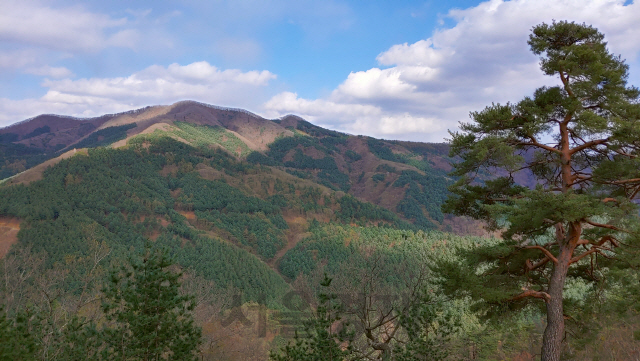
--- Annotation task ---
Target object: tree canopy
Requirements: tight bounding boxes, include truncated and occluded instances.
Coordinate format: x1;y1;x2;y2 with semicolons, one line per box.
442;20;640;361
101;244;202;360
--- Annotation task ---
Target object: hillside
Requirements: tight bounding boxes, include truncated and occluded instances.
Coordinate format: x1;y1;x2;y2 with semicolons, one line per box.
1;100;472;234
0;100;465;302
0;101;635;360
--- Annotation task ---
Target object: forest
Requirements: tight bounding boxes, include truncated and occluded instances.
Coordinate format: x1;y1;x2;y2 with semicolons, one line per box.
1;20;640;361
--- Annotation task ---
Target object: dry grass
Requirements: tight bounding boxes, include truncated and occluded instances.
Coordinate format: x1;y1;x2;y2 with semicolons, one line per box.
2;148;89;186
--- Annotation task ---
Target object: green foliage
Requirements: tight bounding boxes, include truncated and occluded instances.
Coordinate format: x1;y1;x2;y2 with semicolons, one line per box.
283;150;351;192
158;232;290;306
0;147;170;263
394;292;461;361
68;123;137;150
270;275;354;361
441;21;640;360
171;122;251;157
367;138;426;171
247;151;279;166
344;150;361;162
101;244;202;360
0;307;38;361
248;134;352;191
0;133;19;143
24;126;51;139
0;137;290;307
367;138;403;163
0;142;57;180
375;164;397;173
371;173;385;184
175;173;286;259
394;170;451;227
285;169;313;179
296;120;346;139
336;195;412;229
278;223;474;283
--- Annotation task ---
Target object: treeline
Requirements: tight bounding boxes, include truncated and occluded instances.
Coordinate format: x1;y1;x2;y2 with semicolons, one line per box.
66;123;137;150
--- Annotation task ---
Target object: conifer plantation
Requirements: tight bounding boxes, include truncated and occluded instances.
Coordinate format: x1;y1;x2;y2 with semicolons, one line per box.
0;21;639;361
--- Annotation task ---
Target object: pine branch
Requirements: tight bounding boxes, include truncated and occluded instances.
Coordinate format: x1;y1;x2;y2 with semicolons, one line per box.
515;140;562;154
526;257;550;271
569;138;609;155
523;246;558;264
509;289;551;302
585;220;630;234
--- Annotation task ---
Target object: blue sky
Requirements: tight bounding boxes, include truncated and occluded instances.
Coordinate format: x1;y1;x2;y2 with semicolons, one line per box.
1;0;639;142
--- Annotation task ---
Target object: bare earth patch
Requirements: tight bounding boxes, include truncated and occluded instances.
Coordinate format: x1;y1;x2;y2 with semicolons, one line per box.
0;217;20;258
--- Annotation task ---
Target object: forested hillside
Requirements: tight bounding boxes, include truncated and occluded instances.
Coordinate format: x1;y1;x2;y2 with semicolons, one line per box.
1;101;637;360
1;101;465;234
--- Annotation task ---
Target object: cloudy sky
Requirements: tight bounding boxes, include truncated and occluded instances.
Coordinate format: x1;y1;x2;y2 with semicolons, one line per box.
1;0;639;142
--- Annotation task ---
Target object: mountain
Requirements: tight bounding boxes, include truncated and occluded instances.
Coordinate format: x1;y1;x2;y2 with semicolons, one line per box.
1;100;474;234
0;101;479;309
1;101;621;360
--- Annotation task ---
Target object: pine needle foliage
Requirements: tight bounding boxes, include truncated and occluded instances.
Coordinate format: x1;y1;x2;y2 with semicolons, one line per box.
270;274;354;361
101;243;202;361
440;21;640;361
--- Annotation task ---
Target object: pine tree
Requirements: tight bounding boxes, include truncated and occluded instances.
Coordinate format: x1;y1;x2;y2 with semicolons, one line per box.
394;291;459;361
270;274;354;361
101;244;202;361
0;307;38;361
442;21;640;361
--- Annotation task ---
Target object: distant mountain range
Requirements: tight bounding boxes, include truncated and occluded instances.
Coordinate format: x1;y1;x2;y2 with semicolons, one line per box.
0;100;501;360
1;100;485;234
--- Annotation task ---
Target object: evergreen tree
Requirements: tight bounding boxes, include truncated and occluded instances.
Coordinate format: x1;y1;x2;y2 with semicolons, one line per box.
270;275;354;361
0;307;38;361
101;244;202;361
394;292;459;361
442;21;640;361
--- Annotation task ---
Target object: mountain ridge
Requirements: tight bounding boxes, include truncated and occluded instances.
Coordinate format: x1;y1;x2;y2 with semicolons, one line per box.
0;100;483;236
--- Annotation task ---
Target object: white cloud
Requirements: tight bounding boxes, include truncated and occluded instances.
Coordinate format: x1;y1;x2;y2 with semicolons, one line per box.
264;0;640;142
0;49;39;69
25;65;74;79
0;0;134;52
0;61;277;126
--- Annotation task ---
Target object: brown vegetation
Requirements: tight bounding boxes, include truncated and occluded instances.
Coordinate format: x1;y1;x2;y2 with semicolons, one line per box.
0;216;20;258
2;148;88;186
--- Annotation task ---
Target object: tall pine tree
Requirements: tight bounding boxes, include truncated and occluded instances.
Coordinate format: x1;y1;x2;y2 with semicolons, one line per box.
442;21;640;361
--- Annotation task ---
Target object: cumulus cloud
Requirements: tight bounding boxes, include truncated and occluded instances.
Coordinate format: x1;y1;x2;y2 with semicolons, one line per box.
0;61;277;126
264;0;640;142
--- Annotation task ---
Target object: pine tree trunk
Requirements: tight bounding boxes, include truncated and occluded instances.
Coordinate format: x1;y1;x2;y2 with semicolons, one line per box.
541;239;575;361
